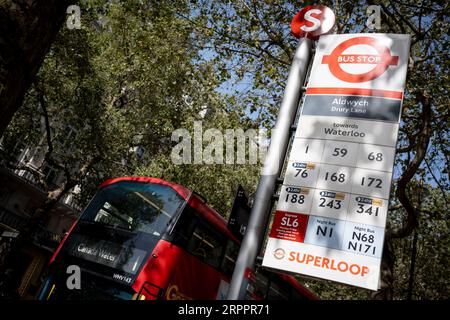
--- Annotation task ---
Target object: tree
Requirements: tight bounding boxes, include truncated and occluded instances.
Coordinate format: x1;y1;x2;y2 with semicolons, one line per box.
135;100;265;216
0;0;211;277
391;184;449;299
0;5;132;276
0;0;264;286
0;0;75;137
2;0;211;219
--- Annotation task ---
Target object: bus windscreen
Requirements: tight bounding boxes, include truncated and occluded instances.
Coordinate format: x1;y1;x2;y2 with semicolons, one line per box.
80;181;185;236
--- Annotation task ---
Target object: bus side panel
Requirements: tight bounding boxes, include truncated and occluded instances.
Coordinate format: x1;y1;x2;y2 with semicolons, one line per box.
164;247;224;300
133;240;223;300
132;239;176;299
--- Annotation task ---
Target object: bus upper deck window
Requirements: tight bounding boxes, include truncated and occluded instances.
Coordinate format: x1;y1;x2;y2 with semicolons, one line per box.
187;222;225;268
221;240;239;277
80;181;185;236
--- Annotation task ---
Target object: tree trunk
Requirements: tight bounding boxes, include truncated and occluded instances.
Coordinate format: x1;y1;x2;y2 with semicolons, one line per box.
0;0;74;137
370;234;395;300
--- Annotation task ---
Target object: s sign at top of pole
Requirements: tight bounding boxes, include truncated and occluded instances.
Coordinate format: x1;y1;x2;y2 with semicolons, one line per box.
291;5;336;40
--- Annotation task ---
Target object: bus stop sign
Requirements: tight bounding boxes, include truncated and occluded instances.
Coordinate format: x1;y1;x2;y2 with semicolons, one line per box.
321;36;400;82
262;33;411;291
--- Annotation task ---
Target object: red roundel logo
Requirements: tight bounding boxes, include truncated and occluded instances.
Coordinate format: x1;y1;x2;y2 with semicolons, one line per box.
321;37;399;83
291;5;335;40
274;248;286;260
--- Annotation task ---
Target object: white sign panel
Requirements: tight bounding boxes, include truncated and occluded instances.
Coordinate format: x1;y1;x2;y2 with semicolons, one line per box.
308;33;410;91
263;33;410;290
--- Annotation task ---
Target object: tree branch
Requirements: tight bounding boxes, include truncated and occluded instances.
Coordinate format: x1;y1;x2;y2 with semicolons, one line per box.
423;158;449;209
388;0;421;37
388;204;403;211
391;91;433;238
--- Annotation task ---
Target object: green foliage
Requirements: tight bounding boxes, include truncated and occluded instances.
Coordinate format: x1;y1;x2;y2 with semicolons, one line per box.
134;106;262;216
2;0;261;214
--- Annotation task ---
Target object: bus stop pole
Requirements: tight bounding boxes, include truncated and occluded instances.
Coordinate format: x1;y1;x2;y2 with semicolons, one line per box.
227;37;313;300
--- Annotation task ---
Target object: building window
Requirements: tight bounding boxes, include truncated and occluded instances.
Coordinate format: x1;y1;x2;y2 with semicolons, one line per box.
42;163;59;186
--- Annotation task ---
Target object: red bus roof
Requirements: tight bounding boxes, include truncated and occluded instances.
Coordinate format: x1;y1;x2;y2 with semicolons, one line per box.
100;176;192;200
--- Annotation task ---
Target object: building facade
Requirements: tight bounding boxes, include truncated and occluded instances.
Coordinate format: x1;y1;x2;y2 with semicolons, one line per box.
0;138;80;299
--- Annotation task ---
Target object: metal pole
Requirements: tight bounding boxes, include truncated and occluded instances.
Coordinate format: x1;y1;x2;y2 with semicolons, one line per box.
227;38;313;300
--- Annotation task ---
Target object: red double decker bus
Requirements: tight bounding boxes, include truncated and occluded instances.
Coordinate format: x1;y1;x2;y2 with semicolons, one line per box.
38;177;317;300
